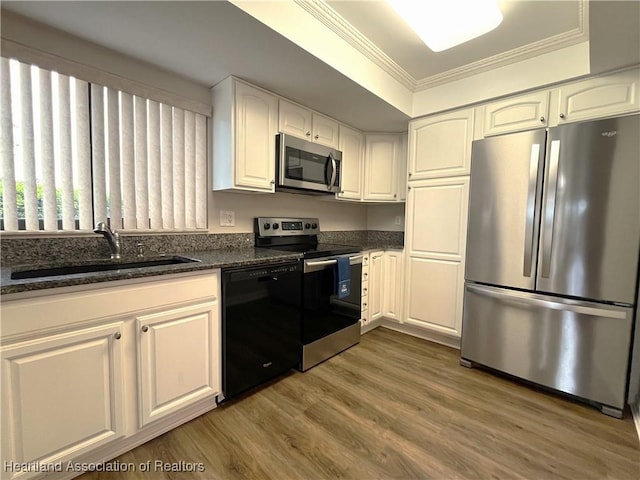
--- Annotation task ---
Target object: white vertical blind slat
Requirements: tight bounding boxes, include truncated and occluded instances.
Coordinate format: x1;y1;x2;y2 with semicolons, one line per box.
134;95;149;229
107;87;122;229
172;108;185;230
74;78;92;230
160;104;174;229
184;110;196;229
57;74;75;230
1;58;18;230
120;92;136;230
195;114;207;229
20;63;38;230
39;69;57;230
2;57;208;233
147;100;162;229
91;85;107;224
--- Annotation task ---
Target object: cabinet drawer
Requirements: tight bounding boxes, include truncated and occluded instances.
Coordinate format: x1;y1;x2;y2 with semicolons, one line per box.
361;295;369;312
362;280;369;297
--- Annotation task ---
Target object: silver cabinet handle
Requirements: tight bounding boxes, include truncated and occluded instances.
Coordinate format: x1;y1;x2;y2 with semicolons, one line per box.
559;113;566;119
114;332;122;340
523;143;540;277
314;134;319;140
541;140;561;278
393;193;397;198
540;116;545;122
306;131;311;136
142;325;149;333
270;179;275;185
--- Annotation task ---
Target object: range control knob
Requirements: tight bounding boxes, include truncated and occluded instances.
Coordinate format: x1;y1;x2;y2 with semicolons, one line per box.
305;223;311;229
272;223;279;230
263;223;271;230
311;223;317;229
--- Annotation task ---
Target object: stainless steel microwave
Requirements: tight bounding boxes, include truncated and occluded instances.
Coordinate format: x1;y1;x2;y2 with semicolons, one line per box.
276;133;342;195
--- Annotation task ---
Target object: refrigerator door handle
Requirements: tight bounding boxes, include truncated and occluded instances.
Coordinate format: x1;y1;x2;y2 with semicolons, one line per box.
523;144;540;277
541;139;561;278
466;284;628;319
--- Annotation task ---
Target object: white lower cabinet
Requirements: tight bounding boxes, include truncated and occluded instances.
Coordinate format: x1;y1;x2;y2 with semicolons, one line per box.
137;302;219;427
383;250;403;322
368;250;385;322
1;323;126;473
0;272;220;479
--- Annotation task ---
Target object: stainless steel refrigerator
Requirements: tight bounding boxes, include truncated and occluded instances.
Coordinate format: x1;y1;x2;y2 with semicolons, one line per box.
460;114;640;417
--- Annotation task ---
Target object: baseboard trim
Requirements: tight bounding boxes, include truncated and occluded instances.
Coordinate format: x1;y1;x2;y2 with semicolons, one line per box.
360;318;383;334
380;319;461;349
631;398;640;443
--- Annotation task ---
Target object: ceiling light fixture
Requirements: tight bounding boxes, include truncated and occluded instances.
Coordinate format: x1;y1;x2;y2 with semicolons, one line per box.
387;0;503;52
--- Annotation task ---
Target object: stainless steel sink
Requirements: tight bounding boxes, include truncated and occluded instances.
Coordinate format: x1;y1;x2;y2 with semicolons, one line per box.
11;256;200;280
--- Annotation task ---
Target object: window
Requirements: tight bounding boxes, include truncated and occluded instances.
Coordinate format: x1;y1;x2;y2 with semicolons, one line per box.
0;57;207;232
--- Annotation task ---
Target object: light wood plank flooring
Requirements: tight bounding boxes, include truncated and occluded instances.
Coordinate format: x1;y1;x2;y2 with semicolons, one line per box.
83;327;640;479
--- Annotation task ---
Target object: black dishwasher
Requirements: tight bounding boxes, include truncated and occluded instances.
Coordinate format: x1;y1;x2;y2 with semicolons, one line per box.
221;261;302;400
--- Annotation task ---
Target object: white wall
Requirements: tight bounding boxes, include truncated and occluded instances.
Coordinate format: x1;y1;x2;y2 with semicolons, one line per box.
1;10;210;108
367;204;405;232
208;191;368;233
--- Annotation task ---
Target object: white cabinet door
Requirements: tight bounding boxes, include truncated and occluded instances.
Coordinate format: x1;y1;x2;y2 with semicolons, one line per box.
405;257;465;336
312;113;340;149
1;323;125;470
555;69;640;124
404;177;470;338
279;101;339;148
397;133;408;201
364;135;399;201
369;251;385;321
383;251;403;322
137;301;220;427
234;81;278;191
483;91;550;136
279;99;312;140
337;125;364;200
408;108;474;180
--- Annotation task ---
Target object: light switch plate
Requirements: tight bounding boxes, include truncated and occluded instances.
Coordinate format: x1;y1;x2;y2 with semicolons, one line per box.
394;215;402;226
220;210;235;227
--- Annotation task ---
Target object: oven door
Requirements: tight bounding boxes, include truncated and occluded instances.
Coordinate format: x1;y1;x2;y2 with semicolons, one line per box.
277;133;342;193
302;254;362;346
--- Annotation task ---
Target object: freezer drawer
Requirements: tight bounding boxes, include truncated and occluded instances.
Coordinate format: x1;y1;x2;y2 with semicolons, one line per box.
461;283;634;410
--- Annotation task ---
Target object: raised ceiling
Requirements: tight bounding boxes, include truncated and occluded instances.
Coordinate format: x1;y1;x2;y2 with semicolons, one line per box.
327;0;584;83
1;0;588;131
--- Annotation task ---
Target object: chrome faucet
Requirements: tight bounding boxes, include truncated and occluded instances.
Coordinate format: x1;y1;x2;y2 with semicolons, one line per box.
93;222;121;260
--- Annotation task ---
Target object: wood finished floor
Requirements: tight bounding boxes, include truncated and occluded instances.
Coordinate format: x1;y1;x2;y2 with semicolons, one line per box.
82;327;640;480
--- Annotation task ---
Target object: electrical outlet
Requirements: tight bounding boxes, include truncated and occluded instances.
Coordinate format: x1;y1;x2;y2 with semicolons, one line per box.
394;215;402;226
219;210;235;227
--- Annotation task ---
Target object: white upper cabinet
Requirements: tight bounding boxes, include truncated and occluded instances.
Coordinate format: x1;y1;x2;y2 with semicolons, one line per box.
483;91;550;136
279;99;339;149
364;134;400;201
337;125;364;200
397;133;408;201
408;108;474;180
554;69;640;124
212;77;278;193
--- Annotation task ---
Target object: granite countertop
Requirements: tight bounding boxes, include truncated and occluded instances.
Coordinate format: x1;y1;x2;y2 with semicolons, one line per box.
355;244;404;251
1;248;302;296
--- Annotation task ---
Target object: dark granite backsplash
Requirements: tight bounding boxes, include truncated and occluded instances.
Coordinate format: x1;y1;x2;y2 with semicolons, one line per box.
1;230;404;266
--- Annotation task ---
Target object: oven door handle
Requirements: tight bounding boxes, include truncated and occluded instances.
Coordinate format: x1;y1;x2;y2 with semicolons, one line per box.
304;255;363;273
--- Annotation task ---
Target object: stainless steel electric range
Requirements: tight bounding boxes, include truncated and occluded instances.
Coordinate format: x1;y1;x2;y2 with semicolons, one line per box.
255;217;362;371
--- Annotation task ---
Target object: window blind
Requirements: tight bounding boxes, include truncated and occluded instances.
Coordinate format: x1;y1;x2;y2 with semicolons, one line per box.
1;57;208;232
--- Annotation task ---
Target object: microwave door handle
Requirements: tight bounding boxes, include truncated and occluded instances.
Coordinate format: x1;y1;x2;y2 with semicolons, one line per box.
327;152;337;191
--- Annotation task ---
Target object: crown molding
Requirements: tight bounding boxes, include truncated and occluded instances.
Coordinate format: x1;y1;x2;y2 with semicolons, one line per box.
294;0;589;93
414;0;589;90
293;0;416;90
